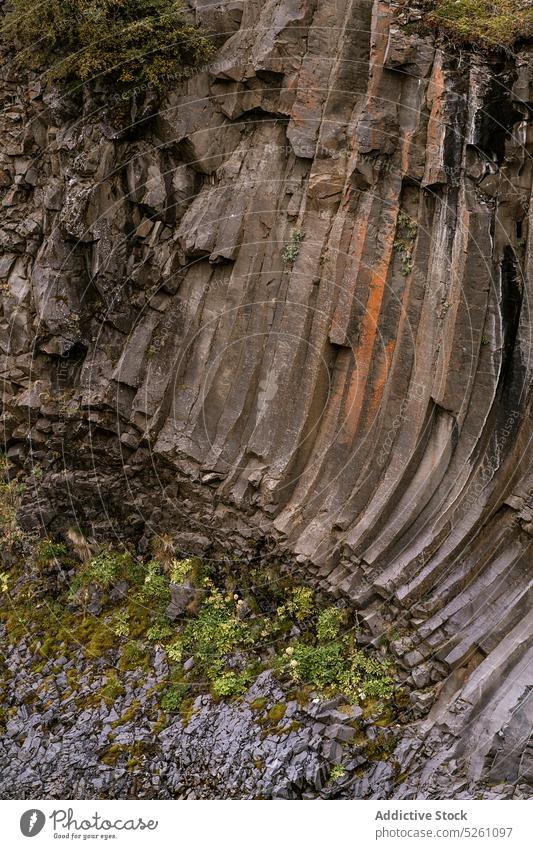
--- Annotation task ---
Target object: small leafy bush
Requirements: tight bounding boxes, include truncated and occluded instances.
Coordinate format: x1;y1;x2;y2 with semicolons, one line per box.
282;230;304;263
0;460;25;546
146;616;174;642
394;212;418;276
397;212;418;241
289;642;346;690
170;557;196;584
139;560;171;606
277;586;315;624
111;609;130;638
161;682;188;712
285;640;394;703
86;551;132;589
329;764;346;782
183;582;253;680
3;0;215;93
36;539;67;564
339;652;395;702
211;670;251;699
165;639;183;663
316;607;344;643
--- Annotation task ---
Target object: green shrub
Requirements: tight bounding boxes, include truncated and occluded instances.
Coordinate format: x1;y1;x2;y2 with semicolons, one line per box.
111;609;130;638
170;557;196;584
287;586;315;622
86;550;132;589
276;586;315;625
329;764;346;782
36;539;67;564
393;212;418;277
183;583;253;680
165;639;183;663
316;607;344;643
425;1;533;48
338;652;395;702
139;560;171;607
211;670;251;698
282;230;304;264
0;462;25;546
3;0;215;92
397;212;418;240
285;640;394;703
289;642;346;690
161;683;188;712
146;616;174;642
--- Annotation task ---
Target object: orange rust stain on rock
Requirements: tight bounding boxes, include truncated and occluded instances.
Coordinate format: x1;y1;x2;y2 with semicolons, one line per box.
330;206;370;344
342;264;390;441
365;338;395;428
424;59;446;183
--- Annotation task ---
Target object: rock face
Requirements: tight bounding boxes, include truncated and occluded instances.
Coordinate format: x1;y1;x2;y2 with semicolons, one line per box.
0;0;531;798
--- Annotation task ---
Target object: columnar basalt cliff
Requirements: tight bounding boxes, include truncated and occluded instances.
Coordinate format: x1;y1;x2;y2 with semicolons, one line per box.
0;0;532;798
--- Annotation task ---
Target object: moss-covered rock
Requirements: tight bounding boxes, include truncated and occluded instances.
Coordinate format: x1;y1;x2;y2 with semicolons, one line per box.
420;0;533;48
3;0;215;94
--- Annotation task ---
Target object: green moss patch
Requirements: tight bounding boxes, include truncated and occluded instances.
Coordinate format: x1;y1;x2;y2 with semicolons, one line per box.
2;544;404;724
421;1;532;49
3;0;215;94
0;455;405;734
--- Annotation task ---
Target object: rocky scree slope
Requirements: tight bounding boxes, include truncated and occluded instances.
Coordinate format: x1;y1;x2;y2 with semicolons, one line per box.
0;0;532;797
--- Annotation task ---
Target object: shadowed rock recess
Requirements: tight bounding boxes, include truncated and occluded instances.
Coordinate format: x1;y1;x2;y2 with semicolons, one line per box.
0;0;532;800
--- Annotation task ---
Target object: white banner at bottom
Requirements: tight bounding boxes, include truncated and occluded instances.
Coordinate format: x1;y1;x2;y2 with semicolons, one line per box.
1;799;530;848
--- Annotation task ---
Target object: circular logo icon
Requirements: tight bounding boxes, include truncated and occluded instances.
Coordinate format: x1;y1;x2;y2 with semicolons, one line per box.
20;810;46;837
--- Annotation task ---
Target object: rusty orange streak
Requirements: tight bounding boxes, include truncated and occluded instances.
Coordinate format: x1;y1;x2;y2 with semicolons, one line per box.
364;338;396;429
343;252;393;442
330;197;371;344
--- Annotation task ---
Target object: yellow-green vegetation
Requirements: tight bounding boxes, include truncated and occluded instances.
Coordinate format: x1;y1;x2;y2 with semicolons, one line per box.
393;212;418;277
267;703;286;724
254;701;301;737
282;230;304;264
100;740;155;769
279;609;394;702
3;0;215;92
118;639;150;671
100;670;124;705
1;542;402;723
422;1;533;48
329;763;346;782
112;699;141;727
36;539;67;566
0;453;402;734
